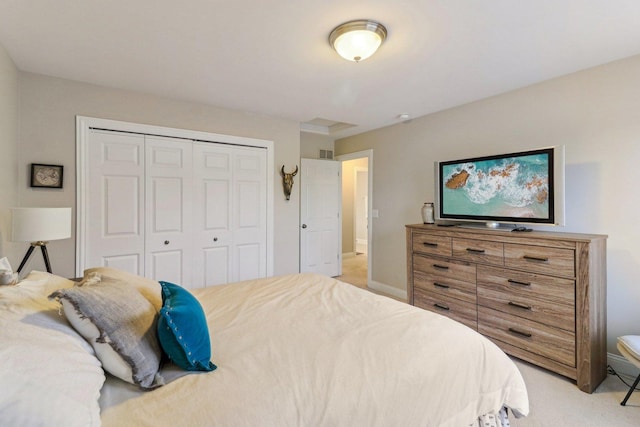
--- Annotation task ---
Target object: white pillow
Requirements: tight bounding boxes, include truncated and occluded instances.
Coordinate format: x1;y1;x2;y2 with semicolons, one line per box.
0;271;104;427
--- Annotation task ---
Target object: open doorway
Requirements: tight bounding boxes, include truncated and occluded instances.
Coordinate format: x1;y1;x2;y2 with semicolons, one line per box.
336;150;372;289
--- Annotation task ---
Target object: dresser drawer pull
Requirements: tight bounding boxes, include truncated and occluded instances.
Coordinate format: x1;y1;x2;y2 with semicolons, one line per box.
507;279;531;286
466;248;486;253
433;303;450;311
433;264;449;270
508;327;532;338
433;282;450;289
508;301;532;310
422;242;438;247
523;255;549;262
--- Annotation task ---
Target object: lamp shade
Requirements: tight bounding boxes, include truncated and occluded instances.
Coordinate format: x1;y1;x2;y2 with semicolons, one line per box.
329;20;387;62
11;207;72;242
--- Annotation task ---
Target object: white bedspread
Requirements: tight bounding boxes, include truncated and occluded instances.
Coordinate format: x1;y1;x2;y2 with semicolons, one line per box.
101;273;528;426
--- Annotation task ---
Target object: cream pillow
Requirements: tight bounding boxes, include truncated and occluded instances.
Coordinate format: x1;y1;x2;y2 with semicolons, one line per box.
83;266;163;311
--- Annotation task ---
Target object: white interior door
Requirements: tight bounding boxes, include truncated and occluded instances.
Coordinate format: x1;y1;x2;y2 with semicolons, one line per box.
145;136;193;287
300;158;341;276
85;129;146;275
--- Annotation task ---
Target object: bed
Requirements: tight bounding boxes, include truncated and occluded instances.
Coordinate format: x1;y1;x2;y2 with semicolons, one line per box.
0;268;528;426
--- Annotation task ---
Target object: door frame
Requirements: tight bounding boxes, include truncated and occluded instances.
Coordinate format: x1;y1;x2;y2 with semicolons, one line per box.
336;149;373;287
353;166;368;255
75;116;274;278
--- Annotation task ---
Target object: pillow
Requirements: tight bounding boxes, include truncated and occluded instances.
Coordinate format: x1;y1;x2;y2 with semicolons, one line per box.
618;336;640;361
50;276;164;390
82;266;163;312
0;271;104;427
157;281;217;371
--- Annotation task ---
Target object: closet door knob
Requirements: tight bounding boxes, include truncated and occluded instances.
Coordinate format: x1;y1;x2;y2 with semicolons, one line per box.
213;237;218;242
302;224;307;229
164;240;170;245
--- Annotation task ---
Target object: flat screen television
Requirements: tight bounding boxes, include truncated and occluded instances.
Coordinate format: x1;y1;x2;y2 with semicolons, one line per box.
434;146;565;228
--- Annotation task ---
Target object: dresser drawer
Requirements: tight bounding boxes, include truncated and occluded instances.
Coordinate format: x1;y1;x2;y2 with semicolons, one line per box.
413;255;476;284
414;288;477;330
414;270;476;304
412;233;452;257
478;306;575;367
452;238;504;266
477;265;575;331
504;243;575;278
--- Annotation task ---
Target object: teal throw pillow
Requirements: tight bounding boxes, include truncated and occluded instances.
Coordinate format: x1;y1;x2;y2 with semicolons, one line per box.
157;281;217;372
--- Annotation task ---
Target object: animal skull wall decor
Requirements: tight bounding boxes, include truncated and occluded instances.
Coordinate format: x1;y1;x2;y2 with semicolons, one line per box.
280;165;298;201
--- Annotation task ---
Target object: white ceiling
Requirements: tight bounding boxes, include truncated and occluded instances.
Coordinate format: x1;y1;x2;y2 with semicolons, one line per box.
2;0;640;138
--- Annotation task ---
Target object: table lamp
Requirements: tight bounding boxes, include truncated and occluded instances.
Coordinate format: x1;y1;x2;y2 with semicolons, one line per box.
11;207;72;274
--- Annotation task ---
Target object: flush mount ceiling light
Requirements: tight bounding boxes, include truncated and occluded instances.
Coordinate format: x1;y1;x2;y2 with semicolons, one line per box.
329;19;387;62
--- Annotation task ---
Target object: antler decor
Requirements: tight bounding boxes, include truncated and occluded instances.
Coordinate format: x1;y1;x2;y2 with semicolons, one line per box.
280;165;298;201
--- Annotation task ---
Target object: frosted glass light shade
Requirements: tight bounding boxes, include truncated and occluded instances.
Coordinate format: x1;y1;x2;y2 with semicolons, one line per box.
11;207;72;242
329;20;387;62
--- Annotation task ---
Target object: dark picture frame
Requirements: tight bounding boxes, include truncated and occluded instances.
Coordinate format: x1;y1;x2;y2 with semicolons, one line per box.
30;164;64;189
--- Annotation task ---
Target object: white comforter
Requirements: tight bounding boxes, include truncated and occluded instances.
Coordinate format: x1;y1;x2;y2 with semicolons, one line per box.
100;273;528;426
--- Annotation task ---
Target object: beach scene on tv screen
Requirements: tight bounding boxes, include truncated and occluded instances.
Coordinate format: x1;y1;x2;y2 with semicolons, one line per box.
442;153;550;219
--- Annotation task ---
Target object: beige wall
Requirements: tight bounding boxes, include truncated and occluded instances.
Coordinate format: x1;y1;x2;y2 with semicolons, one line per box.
0;42;19;264
300;132;334;159
17;72;301;278
335;54;640;354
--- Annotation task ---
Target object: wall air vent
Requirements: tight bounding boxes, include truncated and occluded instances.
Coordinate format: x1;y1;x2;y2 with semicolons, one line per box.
319;149;334;159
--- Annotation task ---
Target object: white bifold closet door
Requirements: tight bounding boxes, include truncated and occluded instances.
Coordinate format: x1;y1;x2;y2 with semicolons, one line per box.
86;130;146;276
145;136;193;287
84;129;267;288
192;142;267;287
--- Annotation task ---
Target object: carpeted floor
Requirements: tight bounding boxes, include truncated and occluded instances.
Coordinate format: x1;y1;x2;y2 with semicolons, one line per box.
511;359;639;426
338;253;368;289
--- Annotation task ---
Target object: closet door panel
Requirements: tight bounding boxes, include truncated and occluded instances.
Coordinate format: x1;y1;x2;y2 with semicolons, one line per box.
150;177;184;232
236;243;261;281
149;250;184;285
202;247;230;286
145;136;193;287
103;254;142;273
192;143;233;287
232;148;267;281
204;180;229;229
105;176;140;235
86;130;145;275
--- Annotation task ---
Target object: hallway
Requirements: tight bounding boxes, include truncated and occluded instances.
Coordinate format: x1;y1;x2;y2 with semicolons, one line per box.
337;253;367;289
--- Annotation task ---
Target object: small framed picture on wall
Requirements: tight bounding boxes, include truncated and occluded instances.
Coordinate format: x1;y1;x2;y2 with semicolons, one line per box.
30;164;64;189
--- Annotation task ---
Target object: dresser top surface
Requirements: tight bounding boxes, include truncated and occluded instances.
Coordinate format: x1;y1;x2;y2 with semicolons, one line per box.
406;223;607;243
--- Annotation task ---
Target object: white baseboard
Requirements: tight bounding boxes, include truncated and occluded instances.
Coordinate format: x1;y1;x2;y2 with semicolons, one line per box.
608;352;640;379
369;279;407;301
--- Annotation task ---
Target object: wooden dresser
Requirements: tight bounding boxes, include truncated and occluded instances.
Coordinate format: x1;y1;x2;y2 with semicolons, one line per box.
406;224;607;393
